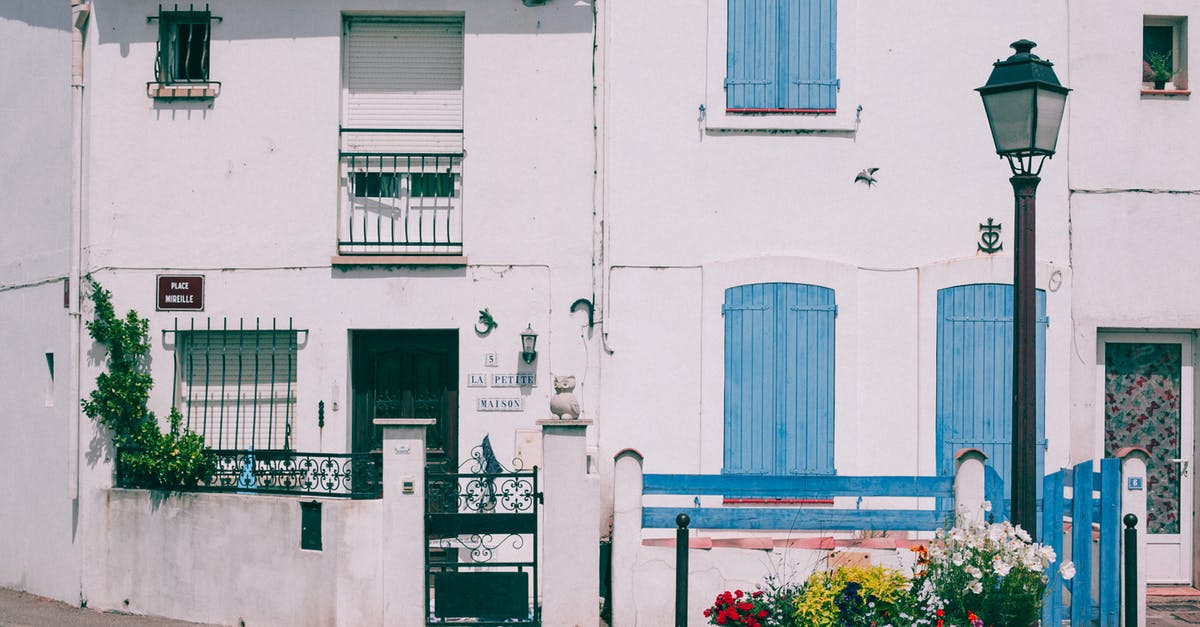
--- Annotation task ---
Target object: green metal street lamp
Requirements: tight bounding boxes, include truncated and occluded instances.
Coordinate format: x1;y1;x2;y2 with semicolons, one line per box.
977;39;1069;542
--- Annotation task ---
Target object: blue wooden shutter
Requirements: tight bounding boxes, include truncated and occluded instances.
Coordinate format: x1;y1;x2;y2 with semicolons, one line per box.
936;284;1047;517
779;0;837;110
724;283;835;475
727;0;836;111
778;283;836;474
723;283;776;474
726;0;778;110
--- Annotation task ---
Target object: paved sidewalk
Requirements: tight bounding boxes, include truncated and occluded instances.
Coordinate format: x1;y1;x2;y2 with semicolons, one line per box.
1148;594;1200;626
0;588;224;627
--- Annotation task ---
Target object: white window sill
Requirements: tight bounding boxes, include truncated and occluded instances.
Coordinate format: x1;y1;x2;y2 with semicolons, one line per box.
704;107;858;133
1141;88;1191;97
147;83;220;99
331;255;468;267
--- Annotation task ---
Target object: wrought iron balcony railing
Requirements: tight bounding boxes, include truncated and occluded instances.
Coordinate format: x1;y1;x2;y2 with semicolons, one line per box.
116;448;383;499
338;128;463;256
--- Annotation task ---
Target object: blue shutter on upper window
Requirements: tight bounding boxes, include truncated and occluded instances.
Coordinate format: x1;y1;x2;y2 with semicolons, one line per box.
726;0;779;111
727;0;837;112
724;283;835;476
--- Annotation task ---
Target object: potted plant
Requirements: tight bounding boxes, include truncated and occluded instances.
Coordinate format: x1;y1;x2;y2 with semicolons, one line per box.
1145;51;1180;89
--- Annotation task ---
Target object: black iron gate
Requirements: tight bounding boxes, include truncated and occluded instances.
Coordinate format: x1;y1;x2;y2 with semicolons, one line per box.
425;442;541;626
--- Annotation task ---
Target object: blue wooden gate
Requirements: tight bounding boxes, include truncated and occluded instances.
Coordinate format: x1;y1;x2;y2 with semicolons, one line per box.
1041;459;1122;627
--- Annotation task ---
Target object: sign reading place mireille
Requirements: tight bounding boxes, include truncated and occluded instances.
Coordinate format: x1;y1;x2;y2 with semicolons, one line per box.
156;275;204;311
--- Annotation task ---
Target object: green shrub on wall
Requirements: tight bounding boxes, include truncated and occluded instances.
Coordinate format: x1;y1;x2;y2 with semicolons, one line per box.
82;280;214;488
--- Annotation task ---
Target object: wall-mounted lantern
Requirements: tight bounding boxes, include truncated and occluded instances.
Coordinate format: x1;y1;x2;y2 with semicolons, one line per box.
520;324;538;364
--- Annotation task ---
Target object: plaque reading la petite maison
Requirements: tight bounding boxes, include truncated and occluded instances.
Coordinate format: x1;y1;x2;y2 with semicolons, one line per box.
156;275;204;311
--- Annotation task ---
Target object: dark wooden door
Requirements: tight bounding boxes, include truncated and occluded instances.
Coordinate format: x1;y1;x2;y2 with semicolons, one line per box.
351;330;458;474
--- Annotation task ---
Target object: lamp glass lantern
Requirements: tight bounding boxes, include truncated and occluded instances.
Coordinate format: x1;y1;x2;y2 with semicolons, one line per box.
976;39;1070;174
520;324;538;364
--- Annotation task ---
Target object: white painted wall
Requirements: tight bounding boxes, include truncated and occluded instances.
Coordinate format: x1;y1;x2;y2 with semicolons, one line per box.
0;1;81;603
86;489;383;626
3;0;598;614
1066;0;1200;467
73;0;596;472
598;0;1075;491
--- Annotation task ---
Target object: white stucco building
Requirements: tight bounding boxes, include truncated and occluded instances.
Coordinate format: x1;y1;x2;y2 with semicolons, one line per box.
3;0;1200;624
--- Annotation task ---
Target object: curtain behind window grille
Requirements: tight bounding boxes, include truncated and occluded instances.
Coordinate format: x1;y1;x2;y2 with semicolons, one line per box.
176;330;296;450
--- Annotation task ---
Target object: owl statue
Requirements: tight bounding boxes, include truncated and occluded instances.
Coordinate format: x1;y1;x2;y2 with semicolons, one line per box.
549;375;581;419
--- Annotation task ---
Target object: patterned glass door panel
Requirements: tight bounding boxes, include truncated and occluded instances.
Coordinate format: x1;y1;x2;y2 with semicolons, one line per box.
1102;335;1193;584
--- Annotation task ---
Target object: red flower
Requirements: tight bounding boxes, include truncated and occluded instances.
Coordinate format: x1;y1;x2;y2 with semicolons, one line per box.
758;610;768;618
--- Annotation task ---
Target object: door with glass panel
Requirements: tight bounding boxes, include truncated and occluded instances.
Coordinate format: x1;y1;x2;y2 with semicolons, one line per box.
1101;334;1194;583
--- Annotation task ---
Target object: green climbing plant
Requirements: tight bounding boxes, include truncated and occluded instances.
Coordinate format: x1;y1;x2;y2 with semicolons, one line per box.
82;280;214;488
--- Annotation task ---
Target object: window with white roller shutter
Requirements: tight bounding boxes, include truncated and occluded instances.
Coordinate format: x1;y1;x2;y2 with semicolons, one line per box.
342;17;464;154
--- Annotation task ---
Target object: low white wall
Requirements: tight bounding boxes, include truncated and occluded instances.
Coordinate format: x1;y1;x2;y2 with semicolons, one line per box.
87;489;383;627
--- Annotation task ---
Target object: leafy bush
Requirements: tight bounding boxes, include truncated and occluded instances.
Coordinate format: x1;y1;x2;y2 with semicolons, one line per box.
910;506;1073;627
82;280;214;488
793;564;914;627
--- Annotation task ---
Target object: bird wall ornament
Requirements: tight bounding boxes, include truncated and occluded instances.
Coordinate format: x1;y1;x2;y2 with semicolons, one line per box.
854;167;879;187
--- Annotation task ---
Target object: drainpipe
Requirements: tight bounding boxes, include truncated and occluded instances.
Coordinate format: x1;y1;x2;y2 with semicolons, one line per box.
592;0;613;356
68;0;90;501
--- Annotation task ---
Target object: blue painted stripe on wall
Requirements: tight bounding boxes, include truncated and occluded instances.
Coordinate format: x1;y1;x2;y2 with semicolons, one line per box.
643;474;953;498
643;507;945;531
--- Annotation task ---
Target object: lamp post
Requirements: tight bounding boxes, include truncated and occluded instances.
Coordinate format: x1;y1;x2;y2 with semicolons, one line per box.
977;39;1069;541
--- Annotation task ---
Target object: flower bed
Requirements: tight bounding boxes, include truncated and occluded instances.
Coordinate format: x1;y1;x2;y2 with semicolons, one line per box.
703;505;1074;627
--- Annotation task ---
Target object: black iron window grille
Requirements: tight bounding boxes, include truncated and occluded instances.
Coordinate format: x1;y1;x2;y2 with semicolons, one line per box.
148;4;221;92
339;146;464;255
166;318;304;451
350;171;457;199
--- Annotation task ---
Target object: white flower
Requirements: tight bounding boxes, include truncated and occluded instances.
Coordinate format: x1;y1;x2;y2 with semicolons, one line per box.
993;556;1013;577
1060;561;1076;580
967;580;983;594
982;501;992;512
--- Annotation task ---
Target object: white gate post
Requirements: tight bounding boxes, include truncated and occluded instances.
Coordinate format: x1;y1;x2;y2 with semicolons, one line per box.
376;418;434;627
1117;447;1150;627
954;448;989;524
539;419;599;627
611;449;644;627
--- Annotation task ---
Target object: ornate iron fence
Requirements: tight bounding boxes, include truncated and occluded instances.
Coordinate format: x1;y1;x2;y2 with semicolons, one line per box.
116;448;383;499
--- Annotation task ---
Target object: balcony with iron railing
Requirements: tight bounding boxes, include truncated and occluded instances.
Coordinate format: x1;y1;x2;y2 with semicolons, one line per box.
338;128;463;257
